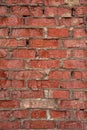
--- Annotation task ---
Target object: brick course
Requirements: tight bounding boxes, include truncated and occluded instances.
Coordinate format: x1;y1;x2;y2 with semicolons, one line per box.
0;0;87;129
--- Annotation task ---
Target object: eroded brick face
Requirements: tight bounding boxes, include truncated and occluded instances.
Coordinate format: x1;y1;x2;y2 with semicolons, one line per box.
0;0;87;129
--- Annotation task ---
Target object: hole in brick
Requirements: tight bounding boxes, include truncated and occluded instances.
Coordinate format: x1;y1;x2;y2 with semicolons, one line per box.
71;71;74;77
75;98;79;100
60;86;63;88
71;8;75;16
8;28;11;36
35;51;38;58
80;109;84;111
23;15;29;17
26;39;29;46
42;9;45;15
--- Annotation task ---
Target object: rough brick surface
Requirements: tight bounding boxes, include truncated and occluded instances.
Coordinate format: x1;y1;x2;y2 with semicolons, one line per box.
0;0;87;129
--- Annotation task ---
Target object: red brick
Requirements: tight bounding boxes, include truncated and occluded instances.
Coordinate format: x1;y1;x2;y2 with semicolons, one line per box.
12;110;28;119
0;100;19;108
29;60;59;68
0;49;7;58
57;7;71;17
74;50;87;58
28;80;60;89
12;49;35;58
73;71;87;79
59;121;85;129
21;99;56;109
0;111;10;120
24;120;56;129
74;91;87;100
11;90;44;98
50;90;70;99
45;0;64;6
61;81;87;89
0;16;23;26
64;39;87;48
0;80;11;89
58;100;86;109
50;110;70;119
31;110;46;118
49;70;70;79
74;111;87;120
0;121;21;129
0;60;25;69
45;7;58;17
63;60;87;69
26;18;57;26
12;80;25;89
0;29;8;37
11;6;42;17
0;39;26;48
11;28;43;37
60;17;83;27
75;6;87;15
48;28;69;38
0;70;9;78
74;29;87;38
30;39;60;48
0;6;7;15
12;70;44;79
38;50;67;58
6;0;43;4
0;90;10;98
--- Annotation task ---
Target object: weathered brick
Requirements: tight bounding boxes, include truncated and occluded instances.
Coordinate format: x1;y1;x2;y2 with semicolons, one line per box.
0;49;7;58
11;28;43;37
45;0;64;6
24;120;56;129
12;110;29;119
0;100;19;108
0;111;10;120
50;110;70;119
49;90;70;99
49;70;70;79
0;121;21;129
63;60;87;69
11;6;42;17
20;99;56;109
58;100;86;109
26;18;57;26
31;110;46;118
28;80;60;89
30;39;60;48
61;81;87;89
0;16;23;26
64;39;87;48
59;121;85;129
11;90;44;98
12;49;35;58
48;28;69;38
38;50;67;58
0;60;25;69
29;60;59;68
12;70;44;79
0;6;7;15
0;39;26;48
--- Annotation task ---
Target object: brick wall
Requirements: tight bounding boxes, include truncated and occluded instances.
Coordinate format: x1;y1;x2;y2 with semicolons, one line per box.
0;0;87;129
